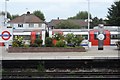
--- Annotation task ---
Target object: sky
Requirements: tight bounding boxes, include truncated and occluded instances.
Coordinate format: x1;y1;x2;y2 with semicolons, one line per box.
0;0;116;21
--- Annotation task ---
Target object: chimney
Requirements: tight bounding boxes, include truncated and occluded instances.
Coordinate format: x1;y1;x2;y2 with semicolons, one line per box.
57;17;59;20
27;11;30;15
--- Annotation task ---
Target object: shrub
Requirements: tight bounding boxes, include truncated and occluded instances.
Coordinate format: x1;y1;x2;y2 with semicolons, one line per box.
65;33;75;44
35;38;43;47
53;33;64;40
65;33;83;47
12;36;24;47
12;41;19;47
30;43;39;47
55;40;66;47
75;36;83;46
23;44;29;48
45;37;54;47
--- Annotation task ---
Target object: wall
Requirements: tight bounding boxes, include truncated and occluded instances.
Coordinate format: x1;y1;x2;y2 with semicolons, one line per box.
9;23;46;30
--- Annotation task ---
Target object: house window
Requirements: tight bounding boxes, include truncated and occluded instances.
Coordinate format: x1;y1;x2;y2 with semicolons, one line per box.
39;24;42;27
29;24;34;27
111;34;119;39
18;24;23;27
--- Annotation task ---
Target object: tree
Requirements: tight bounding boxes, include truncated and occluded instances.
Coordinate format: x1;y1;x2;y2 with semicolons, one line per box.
91;17;106;28
11;14;19;20
1;11;11;20
68;11;92;20
33;10;45;21
55;21;80;29
107;1;120;26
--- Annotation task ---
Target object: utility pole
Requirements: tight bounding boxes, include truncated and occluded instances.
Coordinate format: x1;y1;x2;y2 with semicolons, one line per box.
5;0;9;26
87;0;91;48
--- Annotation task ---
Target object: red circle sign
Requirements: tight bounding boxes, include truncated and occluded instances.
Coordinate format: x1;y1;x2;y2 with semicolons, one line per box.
2;31;11;40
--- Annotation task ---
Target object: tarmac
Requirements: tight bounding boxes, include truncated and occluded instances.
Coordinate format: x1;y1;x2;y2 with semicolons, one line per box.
0;46;119;60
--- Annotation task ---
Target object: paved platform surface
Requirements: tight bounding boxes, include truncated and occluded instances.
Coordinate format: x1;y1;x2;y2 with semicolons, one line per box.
0;46;119;60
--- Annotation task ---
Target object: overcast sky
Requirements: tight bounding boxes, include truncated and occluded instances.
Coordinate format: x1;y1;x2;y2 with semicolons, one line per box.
0;0;116;21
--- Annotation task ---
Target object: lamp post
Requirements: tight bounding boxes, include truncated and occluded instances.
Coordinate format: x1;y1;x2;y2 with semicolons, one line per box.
5;0;9;26
87;0;90;48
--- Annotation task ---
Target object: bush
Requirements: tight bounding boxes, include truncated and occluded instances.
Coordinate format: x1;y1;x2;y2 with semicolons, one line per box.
23;44;29;48
65;33;75;44
55;40;66;47
12;36;24;47
12;41;19;47
30;43;39;47
65;33;83;47
35;38;43;47
74;36;83;46
53;33;64;40
45;37;54;47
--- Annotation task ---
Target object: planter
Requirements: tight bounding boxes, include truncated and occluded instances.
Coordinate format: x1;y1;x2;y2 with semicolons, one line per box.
8;47;86;53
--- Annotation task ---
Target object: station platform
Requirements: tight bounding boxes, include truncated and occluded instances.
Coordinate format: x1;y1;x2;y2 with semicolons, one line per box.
0;46;119;60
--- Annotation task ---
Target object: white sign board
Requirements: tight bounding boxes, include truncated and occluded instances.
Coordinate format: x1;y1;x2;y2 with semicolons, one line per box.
0;27;13;42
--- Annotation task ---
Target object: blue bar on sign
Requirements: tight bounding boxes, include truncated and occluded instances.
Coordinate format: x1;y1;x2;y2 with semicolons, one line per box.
0;34;11;36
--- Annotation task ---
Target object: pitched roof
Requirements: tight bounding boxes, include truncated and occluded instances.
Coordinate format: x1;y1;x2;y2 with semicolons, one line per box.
48;19;88;27
9;12;43;23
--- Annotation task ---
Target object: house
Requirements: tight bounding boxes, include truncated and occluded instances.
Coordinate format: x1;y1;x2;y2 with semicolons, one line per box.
9;11;47;45
9;11;46;30
48;19;88;29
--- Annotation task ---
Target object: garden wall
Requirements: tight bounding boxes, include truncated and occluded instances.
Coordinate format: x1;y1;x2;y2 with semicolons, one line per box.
8;47;86;53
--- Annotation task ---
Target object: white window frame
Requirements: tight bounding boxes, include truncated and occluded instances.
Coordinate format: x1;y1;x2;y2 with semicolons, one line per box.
29;23;34;27
18;24;23;27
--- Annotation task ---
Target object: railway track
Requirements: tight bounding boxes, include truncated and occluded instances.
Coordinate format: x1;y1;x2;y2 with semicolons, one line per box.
2;72;120;79
1;59;120;79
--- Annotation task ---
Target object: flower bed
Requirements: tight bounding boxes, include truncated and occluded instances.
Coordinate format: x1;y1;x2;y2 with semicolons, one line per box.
8;47;86;53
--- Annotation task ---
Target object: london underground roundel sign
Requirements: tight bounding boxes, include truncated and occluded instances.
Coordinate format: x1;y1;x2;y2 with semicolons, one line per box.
1;31;11;40
97;34;105;40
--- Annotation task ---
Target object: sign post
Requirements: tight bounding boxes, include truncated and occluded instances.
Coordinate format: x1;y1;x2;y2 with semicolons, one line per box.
0;27;13;49
98;24;105;50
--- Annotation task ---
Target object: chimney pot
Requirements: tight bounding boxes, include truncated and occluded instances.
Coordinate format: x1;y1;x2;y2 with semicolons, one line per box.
57;17;59;20
27;11;30;14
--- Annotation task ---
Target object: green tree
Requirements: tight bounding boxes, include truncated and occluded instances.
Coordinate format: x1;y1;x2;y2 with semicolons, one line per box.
91;17;105;28
1;11;11;20
107;1;120;26
68;11;92;20
55;21;80;29
33;10;45;21
11;14;19;20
